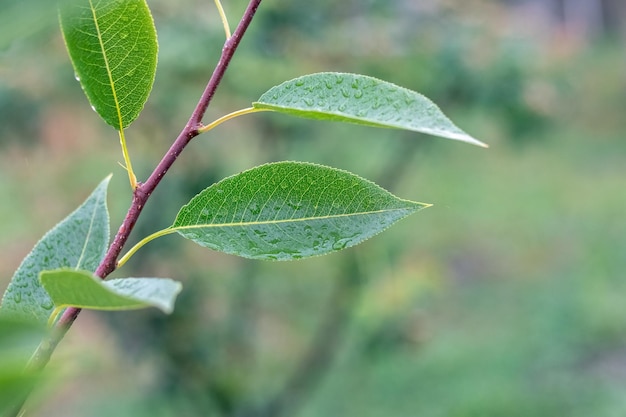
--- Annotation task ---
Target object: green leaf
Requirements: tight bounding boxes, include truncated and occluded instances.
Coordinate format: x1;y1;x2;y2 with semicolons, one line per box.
253;72;487;147
0;176;111;325
40;270;182;314
173;161;430;261
59;0;158;130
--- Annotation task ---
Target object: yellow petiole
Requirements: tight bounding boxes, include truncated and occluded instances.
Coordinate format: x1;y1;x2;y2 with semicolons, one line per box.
119;129;138;189
47;306;64;328
198;107;270;135
117;228;178;268
214;0;231;39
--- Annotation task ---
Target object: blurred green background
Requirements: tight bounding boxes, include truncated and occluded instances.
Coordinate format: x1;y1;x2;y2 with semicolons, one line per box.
1;0;626;416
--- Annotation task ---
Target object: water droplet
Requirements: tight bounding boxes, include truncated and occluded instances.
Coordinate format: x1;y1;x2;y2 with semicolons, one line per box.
74;73;81;82
90;105;97;113
331;234;353;251
249;203;261;216
295;79;305;87
354;90;363;99
338;104;347;112
341;88;350;98
13;292;22;303
325;80;333;89
216;188;224;194
287;200;303;211
253;229;267;239
41;299;54;310
303;98;314;107
335;75;344;84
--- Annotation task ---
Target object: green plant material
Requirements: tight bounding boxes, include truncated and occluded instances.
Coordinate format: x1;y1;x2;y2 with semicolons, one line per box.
0;176;111;325
58;0;158;130
253;72;487;147
0;317;47;415
173;161;430;260
40;269;182;314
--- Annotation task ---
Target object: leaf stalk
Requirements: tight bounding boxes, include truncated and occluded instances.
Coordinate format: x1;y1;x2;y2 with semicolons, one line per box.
214;0;232;39
119;129;138;189
117;228;177;268
198;107;269;134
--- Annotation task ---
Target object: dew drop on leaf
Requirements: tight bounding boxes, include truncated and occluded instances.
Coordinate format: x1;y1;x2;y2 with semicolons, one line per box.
332;239;349;251
249;203;261;216
40;299;54;311
354;90;363;99
253;229;267;238
295;79;305;87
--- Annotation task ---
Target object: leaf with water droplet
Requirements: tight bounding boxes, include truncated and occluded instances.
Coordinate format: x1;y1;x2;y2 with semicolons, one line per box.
253;72;487;147
59;0;158;130
171;162;430;261
0;176;111;325
40;269;182;314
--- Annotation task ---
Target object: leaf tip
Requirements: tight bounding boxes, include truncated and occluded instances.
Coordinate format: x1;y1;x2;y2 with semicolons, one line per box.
438;131;488;148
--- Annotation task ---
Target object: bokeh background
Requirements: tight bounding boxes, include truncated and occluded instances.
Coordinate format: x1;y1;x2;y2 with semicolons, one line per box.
1;0;626;416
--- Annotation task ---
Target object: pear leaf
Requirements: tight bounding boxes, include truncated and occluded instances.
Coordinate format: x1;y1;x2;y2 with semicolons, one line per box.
173;161;430;260
40;269;182;314
254;72;486;147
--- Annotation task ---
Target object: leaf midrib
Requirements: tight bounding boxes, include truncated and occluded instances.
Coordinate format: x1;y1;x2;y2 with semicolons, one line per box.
175;205;422;231
89;0;125;131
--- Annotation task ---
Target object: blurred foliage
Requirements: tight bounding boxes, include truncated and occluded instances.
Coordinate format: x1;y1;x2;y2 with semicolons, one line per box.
1;0;626;416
